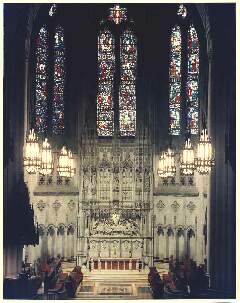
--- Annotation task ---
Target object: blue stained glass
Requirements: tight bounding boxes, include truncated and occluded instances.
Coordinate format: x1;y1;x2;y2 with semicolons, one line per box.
97;29;115;136
119;29;137;137
35;26;48;133
187;24;199;134
169;25;182;135
52;25;65;134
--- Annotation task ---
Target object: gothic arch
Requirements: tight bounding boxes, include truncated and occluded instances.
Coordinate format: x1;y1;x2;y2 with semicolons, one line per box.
47;224;56;236
38;224;45;236
176;227;185;261
67;224;75;235
57;224;65;235
186;225;196;233
166;226;175;259
156;225;164;236
187;227;196;260
67;224;75;259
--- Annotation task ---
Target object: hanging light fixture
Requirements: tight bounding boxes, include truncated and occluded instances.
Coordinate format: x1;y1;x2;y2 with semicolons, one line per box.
164;147;176;178
39;138;53;175
23;129;41;174
195;128;214;174
68;150;76;177
180;138;195;175
57;146;71;177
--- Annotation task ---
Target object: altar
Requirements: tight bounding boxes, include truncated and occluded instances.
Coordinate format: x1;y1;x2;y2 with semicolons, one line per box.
90;258;142;271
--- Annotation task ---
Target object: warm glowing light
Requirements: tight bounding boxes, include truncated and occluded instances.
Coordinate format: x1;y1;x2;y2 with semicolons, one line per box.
57;146;70;177
39;138;53;175
195;128;214;174
68;150;76;178
164;148;176;178
23;129;41;174
157;153;167;178
158;148;176;178
180;138;195;175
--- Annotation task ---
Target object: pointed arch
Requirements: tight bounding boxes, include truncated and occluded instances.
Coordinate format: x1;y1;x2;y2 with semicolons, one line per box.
52;25;66;134
35;25;48;133
97;28;115;136
186;24;199;134
119;28;137;137
169;25;182;135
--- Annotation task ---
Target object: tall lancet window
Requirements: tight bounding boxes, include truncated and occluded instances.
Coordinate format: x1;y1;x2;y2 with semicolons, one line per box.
33;5;66;135
168;5;200;136
119;28;137;137
35;25;48;133
169;25;182;135
186;24;199;134
96;5;137;137
97;29;115;137
53;25;66;134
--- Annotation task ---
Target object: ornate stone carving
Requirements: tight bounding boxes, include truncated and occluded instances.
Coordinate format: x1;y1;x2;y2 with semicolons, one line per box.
37;200;46;211
52;200;61;211
91;215;140;237
186;201;196;212
156;200;165;211
171;201;180;212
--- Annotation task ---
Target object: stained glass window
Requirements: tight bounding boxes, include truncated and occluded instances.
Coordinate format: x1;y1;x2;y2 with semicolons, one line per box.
177;4;187;19
186;24;199;134
52;25;65;134
119;29;137;137
108;4;127;25
97;29;115;136
169;25;182;135
35;25;48;133
49;4;57;17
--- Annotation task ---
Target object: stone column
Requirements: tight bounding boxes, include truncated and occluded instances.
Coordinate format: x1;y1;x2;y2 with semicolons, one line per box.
23;54;29;141
206;46;212;276
64;232;68;259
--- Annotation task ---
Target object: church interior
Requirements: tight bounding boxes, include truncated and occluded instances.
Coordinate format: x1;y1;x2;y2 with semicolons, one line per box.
3;2;236;300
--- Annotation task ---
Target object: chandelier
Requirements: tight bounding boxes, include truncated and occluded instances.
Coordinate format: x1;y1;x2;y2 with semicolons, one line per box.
157;153;167;178
195;128;214;174
68;150;75;178
57;147;76;178
158;148;176;179
24;131;76;178
164;147;176;178
39;138;53;175
180;138;195;175
23;129;41;174
57;146;71;177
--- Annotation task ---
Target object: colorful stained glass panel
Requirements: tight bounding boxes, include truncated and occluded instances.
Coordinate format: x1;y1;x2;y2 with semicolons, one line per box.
187;24;199;134
97;29;115;136
52;25;65;134
169;25;182;135
119;110;136;137
35;26;48;133
119;29;137;137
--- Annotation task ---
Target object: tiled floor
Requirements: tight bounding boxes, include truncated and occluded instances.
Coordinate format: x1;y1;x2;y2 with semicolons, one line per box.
75;270;152;299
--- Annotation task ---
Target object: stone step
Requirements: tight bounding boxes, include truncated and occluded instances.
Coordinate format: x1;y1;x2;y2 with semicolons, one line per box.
75;276;152;299
83;271;149;283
